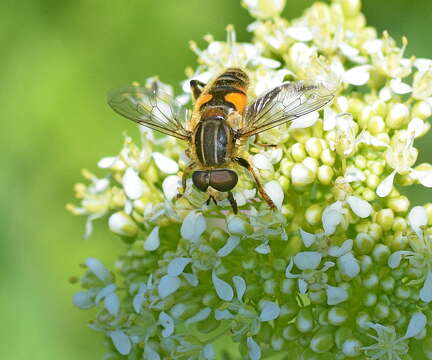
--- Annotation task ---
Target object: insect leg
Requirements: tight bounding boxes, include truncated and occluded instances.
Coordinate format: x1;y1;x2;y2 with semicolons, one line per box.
176;162;196;199
234;157;276;209
227;191;238;214
190;80;206;101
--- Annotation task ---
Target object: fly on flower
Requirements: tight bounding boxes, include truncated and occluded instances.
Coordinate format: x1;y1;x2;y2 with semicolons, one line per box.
108;68;334;213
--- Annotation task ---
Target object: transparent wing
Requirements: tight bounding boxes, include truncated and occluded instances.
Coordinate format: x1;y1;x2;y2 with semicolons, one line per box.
237;81;334;138
107;84;191;141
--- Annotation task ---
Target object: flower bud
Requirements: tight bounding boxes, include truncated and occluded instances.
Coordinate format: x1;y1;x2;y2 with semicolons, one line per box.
291;163;315;186
356;311;372;331
387;195;410;213
342;338;362;357
310;328;334;353
363;272;379;289
368;115;385;135
380;276;395;293
354;233;375;254
386;103;409;129
373;302;390;320
305;137;323;158
242;0;286;19
227;215;253;235
282;324;299;341
305;204;323;226
372;243;391;264
320;148;336;166
296;308;314;333
328;306;348;326
412;100;432;119
291;143;307;162
375;209;395;231
359;255;373;273
363;292;377;307
108;211;138;237
318;165;334;185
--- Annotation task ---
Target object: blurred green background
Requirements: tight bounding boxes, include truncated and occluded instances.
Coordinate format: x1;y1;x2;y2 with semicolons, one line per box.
0;0;430;359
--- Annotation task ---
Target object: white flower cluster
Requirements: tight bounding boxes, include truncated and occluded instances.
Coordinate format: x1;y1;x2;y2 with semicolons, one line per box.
68;0;432;358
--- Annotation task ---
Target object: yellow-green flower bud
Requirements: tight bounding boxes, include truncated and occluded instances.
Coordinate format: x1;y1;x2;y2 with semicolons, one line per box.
412;100;432;120
372;243;391;264
366;174;379;189
305;204;323;226
342;338;362;357
280;158;294;176
291;143;307;162
305;137;323;158
386;103;409;129
363;272;379;289
354;155;367;169
291;163;315;186
362;188;376;202
373;302;390;320
296;308;314;333
395;285;411;299
328;306;348;325
368;115;385;135
278;175;290;192
317;165;334;185
282;324;299;341
359;255;373;273
303;157;319;175
310;328;334;353
354;233;375;254
424;203;432;225
108;211;138;237
291;128;311;143
387;195;410;213
380;276;395;293
320;148;336;166
363;292;377;307
356;311;372;331
375;209;394;231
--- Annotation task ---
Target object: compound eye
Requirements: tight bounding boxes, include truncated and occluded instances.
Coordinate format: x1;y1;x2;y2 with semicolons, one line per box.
192;171;210;192
209;169;238;192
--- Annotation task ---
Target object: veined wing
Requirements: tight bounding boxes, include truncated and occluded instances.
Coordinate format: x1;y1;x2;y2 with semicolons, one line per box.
237;81;334;138
107;84;191;141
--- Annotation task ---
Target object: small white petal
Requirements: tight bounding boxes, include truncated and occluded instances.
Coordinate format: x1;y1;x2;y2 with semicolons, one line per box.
343;65;370;86
186;307;211;325
322;202;344;235
376;170;397;197
203;344;215;360
299;228;316;248
339;42;359;58
158;275;180;299
379;86;392;101
298;279;308;294
152;152;179;174
285;259;298;278
217;236;240;257
144;346;160;360
328;239;353;257
73;291;95;309
215;309;234;320
326;285;349;305
408;118;427;138
212;271;234;301
252;153;273;170
390;78;412;94
159;311;175;337
290;111;319;129
344;166;366;183
337;252;360;279
104;292;120;316
162;175;181;201
420;271;432;303
414;58;432;72
294;251;322;270
233;275;246;301
108;211;137;237
363;39;382;54
347;196;373;218
388;250;413;268
267;148;283;164
413;170;432;187
404;312;427;338
181;211;207;241
323;107;337;131
110;330;131;355
98;156;117;169
264;180;284;209
259;301;280;322
167;257;191;277
144;226;160;251
95;283;116;304
356;130;389;148
247;337;261;360
408;206;428;238
85;258;111;284
183;273;199;287
286;26;313;41
122;168;145;199
255;243;271;254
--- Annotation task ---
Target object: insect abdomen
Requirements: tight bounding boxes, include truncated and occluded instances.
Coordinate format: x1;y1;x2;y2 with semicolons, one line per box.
194;119;233;166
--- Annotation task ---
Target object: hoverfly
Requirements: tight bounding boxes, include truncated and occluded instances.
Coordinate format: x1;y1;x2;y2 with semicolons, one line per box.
108;68;334;213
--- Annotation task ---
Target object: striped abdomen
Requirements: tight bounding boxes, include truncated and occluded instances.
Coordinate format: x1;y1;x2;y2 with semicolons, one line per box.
194;118;234;166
